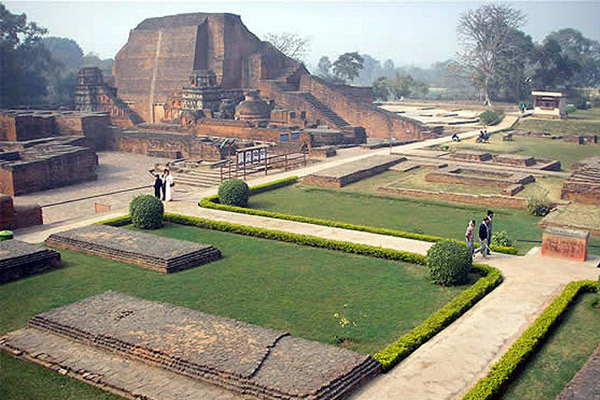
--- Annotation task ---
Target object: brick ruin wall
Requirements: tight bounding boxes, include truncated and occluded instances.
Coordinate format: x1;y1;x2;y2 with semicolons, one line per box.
0;148;98;196
0;112;112;149
111;132;224;160
113;13;295;123
330;84;373;103
0;114;55;141
0;194;42;230
298;75;424;140
379;186;528;209
192;119;310;144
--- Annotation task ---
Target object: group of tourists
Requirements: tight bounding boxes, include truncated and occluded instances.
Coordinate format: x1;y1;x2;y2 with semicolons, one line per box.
149;169;175;201
476;129;490;143
465;210;494;258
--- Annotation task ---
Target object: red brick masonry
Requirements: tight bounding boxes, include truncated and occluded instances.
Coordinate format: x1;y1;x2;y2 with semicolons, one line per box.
541;227;589;262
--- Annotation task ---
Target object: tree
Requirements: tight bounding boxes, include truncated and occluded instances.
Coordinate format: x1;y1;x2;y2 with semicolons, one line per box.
544;29;600;87
383;59;395;78
357;54;383;86
0;4;52;106
457;3;525;105
531;39;577;90
42;37;83;72
317;56;332;78
263;32;310;62
372;76;390;100
332;52;364;83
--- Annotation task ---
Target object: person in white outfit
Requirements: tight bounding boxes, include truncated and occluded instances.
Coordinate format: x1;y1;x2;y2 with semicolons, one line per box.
162;169;174;201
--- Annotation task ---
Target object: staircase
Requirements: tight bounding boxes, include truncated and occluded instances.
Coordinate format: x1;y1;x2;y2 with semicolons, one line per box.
268;66;351;130
297;92;350;128
172;166;223;188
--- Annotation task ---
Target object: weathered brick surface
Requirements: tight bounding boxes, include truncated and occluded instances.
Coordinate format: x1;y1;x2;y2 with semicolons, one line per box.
303;155;405;188
541;227;589;262
111;131;225;160
449;150;492;162
426;167;535;188
0;139;98;196
0;328;243;400
379;186;528;209
114;13;294;123
298;75;423;140
561;166;600;205
45;225;222;273
0;239;61;283
12;291;380;400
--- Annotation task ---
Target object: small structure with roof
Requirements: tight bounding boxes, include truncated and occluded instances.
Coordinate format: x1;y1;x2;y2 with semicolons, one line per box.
531;91;567;119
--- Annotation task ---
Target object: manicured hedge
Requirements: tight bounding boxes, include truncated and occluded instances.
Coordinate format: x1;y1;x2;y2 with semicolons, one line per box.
199;178;519;255
375;263;502;372
462;280;597;400
98;212;502;375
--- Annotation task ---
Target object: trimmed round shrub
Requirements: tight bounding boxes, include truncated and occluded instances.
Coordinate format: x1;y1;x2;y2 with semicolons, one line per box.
427;240;472;286
218;179;250;207
130;194;164;229
479;110;502;126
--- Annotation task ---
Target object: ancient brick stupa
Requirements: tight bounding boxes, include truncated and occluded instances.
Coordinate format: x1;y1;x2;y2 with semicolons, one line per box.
112;12;424;140
113;13;294;123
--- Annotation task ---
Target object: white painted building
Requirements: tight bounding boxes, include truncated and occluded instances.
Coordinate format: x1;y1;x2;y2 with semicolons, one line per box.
532;91;567;119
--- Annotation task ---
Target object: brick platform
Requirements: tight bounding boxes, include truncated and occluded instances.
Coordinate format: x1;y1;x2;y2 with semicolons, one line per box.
561;165;600;205
541;227;589;262
425;166;535;188
302;155;405;188
0;240;61;283
2;292;380;400
45;225;221;273
449;150;492;162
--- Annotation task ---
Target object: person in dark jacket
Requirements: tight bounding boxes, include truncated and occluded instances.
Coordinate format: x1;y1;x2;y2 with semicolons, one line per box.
149;170;163;199
486;210;494;253
478;217;490;257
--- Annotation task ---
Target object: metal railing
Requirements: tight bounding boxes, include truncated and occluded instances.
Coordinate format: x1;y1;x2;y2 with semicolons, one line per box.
220;150;308;182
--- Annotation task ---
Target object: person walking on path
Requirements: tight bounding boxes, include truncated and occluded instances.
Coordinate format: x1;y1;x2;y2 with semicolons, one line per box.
162;169;174;202
465;219;476;256
478;217;490;257
486;210;494;254
150;171;163;200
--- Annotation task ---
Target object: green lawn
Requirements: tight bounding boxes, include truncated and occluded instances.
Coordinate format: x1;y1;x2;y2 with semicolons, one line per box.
249;183;544;253
501;293;600;400
0;223;476;399
440;135;600;171
516;111;600;136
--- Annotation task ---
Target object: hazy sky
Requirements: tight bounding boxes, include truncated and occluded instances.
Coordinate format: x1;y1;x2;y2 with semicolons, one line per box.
5;1;600;69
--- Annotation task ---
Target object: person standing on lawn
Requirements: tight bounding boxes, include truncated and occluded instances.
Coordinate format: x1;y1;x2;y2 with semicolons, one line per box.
487;210;494;253
478;217;490;257
465;219;476;256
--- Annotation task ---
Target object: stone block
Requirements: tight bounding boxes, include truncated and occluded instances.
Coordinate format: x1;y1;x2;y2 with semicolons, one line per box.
0;240;61;283
45;225;221;273
17;291;380;400
303;155;405;188
541;227;589;262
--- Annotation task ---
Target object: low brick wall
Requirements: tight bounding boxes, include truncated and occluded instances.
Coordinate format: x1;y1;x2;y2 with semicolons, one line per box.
379;186;528;209
111;132;224;160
